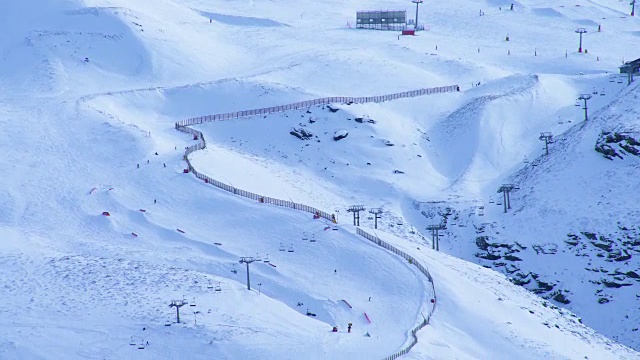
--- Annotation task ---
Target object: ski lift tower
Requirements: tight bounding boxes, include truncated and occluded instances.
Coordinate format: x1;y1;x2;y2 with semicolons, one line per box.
497;184;519;213
578;93;592;121
575;28;587;53
239;257;257;290
412;0;424;31
539;132;553;155
426;223;446;251
632;0;636;16
369;208;383;229
169;299;188;324
347;205;365;226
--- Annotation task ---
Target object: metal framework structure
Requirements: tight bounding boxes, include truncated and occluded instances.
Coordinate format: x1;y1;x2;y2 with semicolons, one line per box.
412;0;423;31
369;208;383;229
169;299;188;324
620;58;639;85
539;132;553;155
497;184;519;213
578;94;592;121
575;28;587;53
347;205;365;226
426;224;446;251
356;10;407;30
239;257;257;290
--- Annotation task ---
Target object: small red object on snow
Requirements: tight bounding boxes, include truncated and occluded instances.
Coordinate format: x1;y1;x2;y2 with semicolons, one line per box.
177;229;185;233
402;30;415;35
430;298;435;303
102;211;110;216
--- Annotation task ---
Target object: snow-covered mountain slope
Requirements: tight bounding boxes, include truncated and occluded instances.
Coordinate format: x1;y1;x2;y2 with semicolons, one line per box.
2;0;640;358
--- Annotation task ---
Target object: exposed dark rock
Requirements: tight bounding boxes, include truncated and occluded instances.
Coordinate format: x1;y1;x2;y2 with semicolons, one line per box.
614;253;632;262
504;254;522;261
626;271;640;279
476;253;501;261
595;131;640;160
602;280;632;288
591;242;612;252
476;236;490;251
552;291;571;304
333;130;348;141
290;128;313;140
533;280;554;294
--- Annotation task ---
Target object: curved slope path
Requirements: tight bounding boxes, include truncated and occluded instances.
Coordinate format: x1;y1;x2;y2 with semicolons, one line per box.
175;85;458;359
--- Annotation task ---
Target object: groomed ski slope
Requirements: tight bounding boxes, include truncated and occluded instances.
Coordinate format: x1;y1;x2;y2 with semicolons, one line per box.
0;0;639;358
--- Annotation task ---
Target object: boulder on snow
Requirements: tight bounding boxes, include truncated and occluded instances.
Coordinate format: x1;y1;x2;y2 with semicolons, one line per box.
333;129;348;141
290;127;313;140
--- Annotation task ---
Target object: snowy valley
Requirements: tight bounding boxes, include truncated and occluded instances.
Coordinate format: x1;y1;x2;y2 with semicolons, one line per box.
1;0;640;359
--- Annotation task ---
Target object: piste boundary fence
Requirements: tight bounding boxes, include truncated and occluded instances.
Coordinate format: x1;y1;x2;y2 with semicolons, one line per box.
357;228;437;360
175;85;454;359
176;85;459;127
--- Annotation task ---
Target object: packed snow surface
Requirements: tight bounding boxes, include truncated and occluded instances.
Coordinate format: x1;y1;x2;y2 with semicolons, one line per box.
2;0;640;359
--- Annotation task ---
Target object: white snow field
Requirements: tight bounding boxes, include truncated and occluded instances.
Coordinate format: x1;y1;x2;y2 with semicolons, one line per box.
1;0;640;359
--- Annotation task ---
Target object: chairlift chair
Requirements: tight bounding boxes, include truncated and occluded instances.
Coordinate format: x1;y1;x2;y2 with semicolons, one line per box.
574;100;580;107
255;253;262;262
164;320;171;327
600;88;606;96
617;78;623;83
231;264;238;274
190;297;196;307
130;336;137;345
207;280;214;289
288;244;294;252
215;282;222;292
310;234;317;243
263;254;270;263
302;232;309;241
279;242;285;251
138;342;145;350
